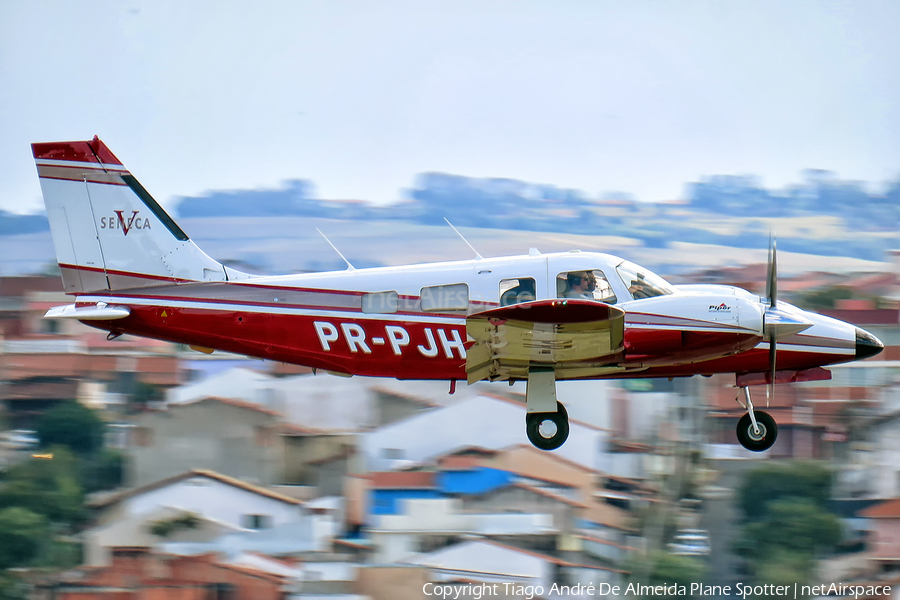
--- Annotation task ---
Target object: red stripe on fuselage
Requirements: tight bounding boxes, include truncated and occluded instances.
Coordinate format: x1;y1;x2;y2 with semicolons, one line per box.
75;297;842;382
84;302;845;380
90;304;469;379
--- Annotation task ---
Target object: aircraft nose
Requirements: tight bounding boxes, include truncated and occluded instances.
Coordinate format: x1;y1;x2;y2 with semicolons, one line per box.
856;327;884;360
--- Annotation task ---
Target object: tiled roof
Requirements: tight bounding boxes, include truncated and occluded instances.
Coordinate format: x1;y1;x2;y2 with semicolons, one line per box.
93;469;303;508
861;499;900;518
511;483;589;508
370;471;436;489
820;308;899;326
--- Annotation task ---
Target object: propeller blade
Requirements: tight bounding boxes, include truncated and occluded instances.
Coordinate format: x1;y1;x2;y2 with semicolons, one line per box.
767;334;776;405
766;235;777;308
765;233;777;405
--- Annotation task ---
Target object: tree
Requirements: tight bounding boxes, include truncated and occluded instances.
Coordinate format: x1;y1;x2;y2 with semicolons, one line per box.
738;461;833;521
752;551;813;598
0;507;48;569
130;381;163;413
35;400;105;454
627;551;705;598
79;448;125;493
734;462;842;581
0;447;84;526
735;498;841;562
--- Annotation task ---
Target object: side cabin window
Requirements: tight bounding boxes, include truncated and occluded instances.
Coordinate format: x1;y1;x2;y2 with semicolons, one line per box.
556;270;617;304
615;261;674;300
500;278;536;306
420;283;469;312
362;291;399;314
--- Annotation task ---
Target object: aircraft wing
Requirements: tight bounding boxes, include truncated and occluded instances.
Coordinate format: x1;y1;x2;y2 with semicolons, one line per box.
466;299;625;383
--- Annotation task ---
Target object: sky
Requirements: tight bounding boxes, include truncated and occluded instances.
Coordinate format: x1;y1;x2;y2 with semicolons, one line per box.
1;0;899;214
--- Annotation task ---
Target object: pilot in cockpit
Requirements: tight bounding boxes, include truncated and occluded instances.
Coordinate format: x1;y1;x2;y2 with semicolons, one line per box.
562;271;596;300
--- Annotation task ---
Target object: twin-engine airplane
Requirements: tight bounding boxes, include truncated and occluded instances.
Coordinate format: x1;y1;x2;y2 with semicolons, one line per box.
33;137;883;452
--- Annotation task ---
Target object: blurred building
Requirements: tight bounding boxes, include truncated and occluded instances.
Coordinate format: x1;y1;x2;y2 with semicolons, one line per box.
86;469;304;567
128;397;288;487
0;276;182;427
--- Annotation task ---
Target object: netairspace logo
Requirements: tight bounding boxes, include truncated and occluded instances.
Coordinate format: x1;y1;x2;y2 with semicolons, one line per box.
422;581;893;599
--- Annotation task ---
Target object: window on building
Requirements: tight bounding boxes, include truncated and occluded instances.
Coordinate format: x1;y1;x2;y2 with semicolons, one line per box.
420;283;469;312
254;426;274;447
362;291;399;314
131;427;154;447
556;270;617;304
499;277;536;306
242;514;272;530
381;448;405;460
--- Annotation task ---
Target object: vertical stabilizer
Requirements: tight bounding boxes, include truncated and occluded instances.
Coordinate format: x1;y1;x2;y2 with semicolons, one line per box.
32;137;247;293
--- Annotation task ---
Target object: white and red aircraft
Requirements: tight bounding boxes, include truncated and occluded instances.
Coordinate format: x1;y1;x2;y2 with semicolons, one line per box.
33;137;883;452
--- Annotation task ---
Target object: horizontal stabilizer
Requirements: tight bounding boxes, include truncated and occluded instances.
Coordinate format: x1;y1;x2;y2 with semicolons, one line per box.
44;303;130;321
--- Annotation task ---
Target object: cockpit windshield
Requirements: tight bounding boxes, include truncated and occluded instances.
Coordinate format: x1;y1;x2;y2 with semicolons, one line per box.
615;260;675;300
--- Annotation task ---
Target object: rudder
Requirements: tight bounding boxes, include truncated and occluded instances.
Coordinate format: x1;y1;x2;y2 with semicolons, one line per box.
32;136;247;293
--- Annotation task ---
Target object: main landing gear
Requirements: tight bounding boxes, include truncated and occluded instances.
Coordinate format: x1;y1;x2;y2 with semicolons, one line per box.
524;368;570;451
735;387;778;452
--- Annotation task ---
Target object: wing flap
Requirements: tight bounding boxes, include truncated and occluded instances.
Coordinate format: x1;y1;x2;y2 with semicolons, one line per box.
466;299;625;383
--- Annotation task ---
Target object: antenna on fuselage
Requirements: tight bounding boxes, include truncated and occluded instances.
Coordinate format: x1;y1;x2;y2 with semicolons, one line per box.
316;228;355;271
444;218;483;261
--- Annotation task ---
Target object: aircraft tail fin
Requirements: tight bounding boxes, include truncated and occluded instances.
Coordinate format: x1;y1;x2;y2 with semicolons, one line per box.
32;136;249;294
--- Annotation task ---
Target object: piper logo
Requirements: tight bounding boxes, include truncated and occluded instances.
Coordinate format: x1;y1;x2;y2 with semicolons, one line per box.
709;303;732;312
99;210;152;236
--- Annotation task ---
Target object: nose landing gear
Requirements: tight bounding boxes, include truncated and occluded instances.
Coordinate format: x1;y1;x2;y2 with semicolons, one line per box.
735;387;777;452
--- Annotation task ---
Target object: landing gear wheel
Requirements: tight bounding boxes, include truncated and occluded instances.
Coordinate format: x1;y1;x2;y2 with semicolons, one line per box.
736;410;777;452
526;402;569;451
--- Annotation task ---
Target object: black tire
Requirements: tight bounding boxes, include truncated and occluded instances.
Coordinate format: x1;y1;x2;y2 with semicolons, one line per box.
736;411;778;452
525;401;570;451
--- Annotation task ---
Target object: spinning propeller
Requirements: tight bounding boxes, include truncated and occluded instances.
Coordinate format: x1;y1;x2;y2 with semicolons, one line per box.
761;236;813;402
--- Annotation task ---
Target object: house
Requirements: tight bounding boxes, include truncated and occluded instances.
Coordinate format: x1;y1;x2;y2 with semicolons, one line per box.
369;471;442;516
860;499;900;572
285;432;360;495
361;393;607;473
34;548;290;600
367;496;557;563
841;403;900;498
128;396;288;487
363;455;603;561
0;275;66;338
401;538;624;590
353;566;430;600
86;469;303;566
1;348;181;426
167;366;277;406
168;367;435;431
402;538;552;589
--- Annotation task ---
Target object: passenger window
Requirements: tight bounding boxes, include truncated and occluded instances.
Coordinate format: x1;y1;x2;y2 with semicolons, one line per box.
362;291;399;314
499;278;536;306
420;283;469;312
556;270;617;304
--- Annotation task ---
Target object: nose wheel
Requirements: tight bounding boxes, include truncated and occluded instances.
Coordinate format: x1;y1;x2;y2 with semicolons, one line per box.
525;402;570;451
735;387;778;452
